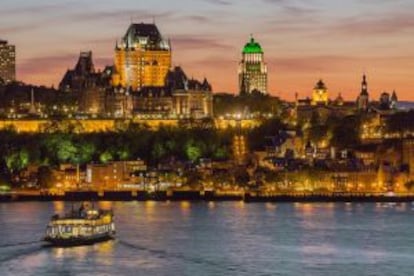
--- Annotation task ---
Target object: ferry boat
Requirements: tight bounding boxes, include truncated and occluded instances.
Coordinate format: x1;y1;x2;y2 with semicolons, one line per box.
44;203;115;246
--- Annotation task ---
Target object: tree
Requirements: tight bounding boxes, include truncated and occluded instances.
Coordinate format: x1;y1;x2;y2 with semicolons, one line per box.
100;151;113;164
5;149;29;175
185;140;202;162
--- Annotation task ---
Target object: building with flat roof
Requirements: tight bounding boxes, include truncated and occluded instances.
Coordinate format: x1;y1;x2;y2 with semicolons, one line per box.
0;40;16;83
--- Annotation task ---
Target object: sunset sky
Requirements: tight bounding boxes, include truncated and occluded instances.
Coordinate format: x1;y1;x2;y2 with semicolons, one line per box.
1;0;413;100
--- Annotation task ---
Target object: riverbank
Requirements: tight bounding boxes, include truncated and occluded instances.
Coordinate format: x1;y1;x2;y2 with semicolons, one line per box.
1;190;414;202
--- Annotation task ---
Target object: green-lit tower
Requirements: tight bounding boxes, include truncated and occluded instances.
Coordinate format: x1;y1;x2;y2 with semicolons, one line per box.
238;35;267;95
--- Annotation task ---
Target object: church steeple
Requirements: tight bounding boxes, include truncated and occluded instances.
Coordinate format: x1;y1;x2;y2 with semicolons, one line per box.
357;74;369;111
361;74;368;95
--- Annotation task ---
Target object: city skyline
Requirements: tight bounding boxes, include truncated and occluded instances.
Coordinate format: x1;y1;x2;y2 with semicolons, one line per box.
1;0;414;100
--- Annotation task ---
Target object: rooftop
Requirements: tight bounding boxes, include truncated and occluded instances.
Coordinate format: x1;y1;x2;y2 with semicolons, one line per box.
242;36;263;54
121;22;169;50
314;80;327;90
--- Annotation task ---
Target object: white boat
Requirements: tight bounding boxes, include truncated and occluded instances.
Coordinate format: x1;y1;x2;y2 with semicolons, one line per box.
44;203;115;246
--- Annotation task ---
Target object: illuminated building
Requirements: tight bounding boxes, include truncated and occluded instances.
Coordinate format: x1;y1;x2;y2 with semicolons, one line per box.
112;23;171;90
403;139;414;181
0;40;15;83
296;79;354;125
238;35;267;95
105;87;133;118
233;118;248;165
61;51;101;92
86;160;147;190
60;51;110;114
311;80;328;105
233;134;247;165
133;66;213;118
356;74;369;111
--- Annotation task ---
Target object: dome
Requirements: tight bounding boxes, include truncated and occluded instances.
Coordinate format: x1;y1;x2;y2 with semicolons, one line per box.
242;36;263;54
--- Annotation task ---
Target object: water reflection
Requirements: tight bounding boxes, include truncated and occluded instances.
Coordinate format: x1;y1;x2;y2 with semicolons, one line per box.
265;203;277;211
52;201;65;213
208;201;216;209
98;201;113;210
2;202;414;275
180;201;191;216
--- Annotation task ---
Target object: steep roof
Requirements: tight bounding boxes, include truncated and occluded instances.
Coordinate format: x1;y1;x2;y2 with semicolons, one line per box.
122;23;169;50
124;23;160;42
165;66;212;92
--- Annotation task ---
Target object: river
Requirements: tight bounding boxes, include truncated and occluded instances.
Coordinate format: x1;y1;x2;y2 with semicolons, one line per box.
0;201;414;275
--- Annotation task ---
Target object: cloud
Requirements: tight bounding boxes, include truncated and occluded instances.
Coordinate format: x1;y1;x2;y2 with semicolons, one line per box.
18;54;78;75
171;35;235;51
71;10;175;23
203;0;232;6
0;1;80;16
328;12;414;36
267;54;414;74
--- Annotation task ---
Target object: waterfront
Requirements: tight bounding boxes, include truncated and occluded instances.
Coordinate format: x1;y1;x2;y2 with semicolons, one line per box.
1;202;414;275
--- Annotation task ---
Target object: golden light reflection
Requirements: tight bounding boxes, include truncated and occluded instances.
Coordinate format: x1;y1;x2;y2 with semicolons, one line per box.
180;201;191;216
294;203;315;216
208;201;216;209
53;245;88;260
53;201;65;213
96;240;114;255
235;201;245;210
95;241;115;266
98;201;113;210
144;201;157;217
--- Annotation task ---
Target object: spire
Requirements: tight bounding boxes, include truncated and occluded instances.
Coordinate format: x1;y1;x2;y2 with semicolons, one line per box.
361;74;368;95
391;90;398;102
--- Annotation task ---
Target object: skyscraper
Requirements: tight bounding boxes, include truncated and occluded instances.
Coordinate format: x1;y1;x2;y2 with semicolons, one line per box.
238;35;267;95
112;23;171;91
0;40;16;83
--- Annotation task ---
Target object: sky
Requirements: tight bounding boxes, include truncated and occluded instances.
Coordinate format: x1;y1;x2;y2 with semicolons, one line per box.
1;0;414;100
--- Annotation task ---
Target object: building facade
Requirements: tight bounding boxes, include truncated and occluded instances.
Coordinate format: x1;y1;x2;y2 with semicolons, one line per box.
60;51;110;114
112;23;171;91
238;36;267;95
0;40;16;83
86;160;147;190
133;66;213;119
105;87;133;118
311;80;329;105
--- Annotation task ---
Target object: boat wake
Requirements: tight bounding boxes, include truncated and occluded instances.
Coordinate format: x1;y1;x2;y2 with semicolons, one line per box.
0;240;43;249
0;241;46;263
117;239;250;274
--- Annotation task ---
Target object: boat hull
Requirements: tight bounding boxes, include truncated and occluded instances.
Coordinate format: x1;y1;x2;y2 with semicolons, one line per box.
44;232;115;247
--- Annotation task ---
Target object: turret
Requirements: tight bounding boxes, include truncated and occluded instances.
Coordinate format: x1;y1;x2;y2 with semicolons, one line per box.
357;74;369;111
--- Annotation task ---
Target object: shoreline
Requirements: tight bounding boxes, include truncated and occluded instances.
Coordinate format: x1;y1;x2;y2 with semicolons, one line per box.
1;191;414;203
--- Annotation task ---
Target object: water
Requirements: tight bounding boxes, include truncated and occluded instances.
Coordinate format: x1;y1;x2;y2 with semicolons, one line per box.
0;201;414;275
